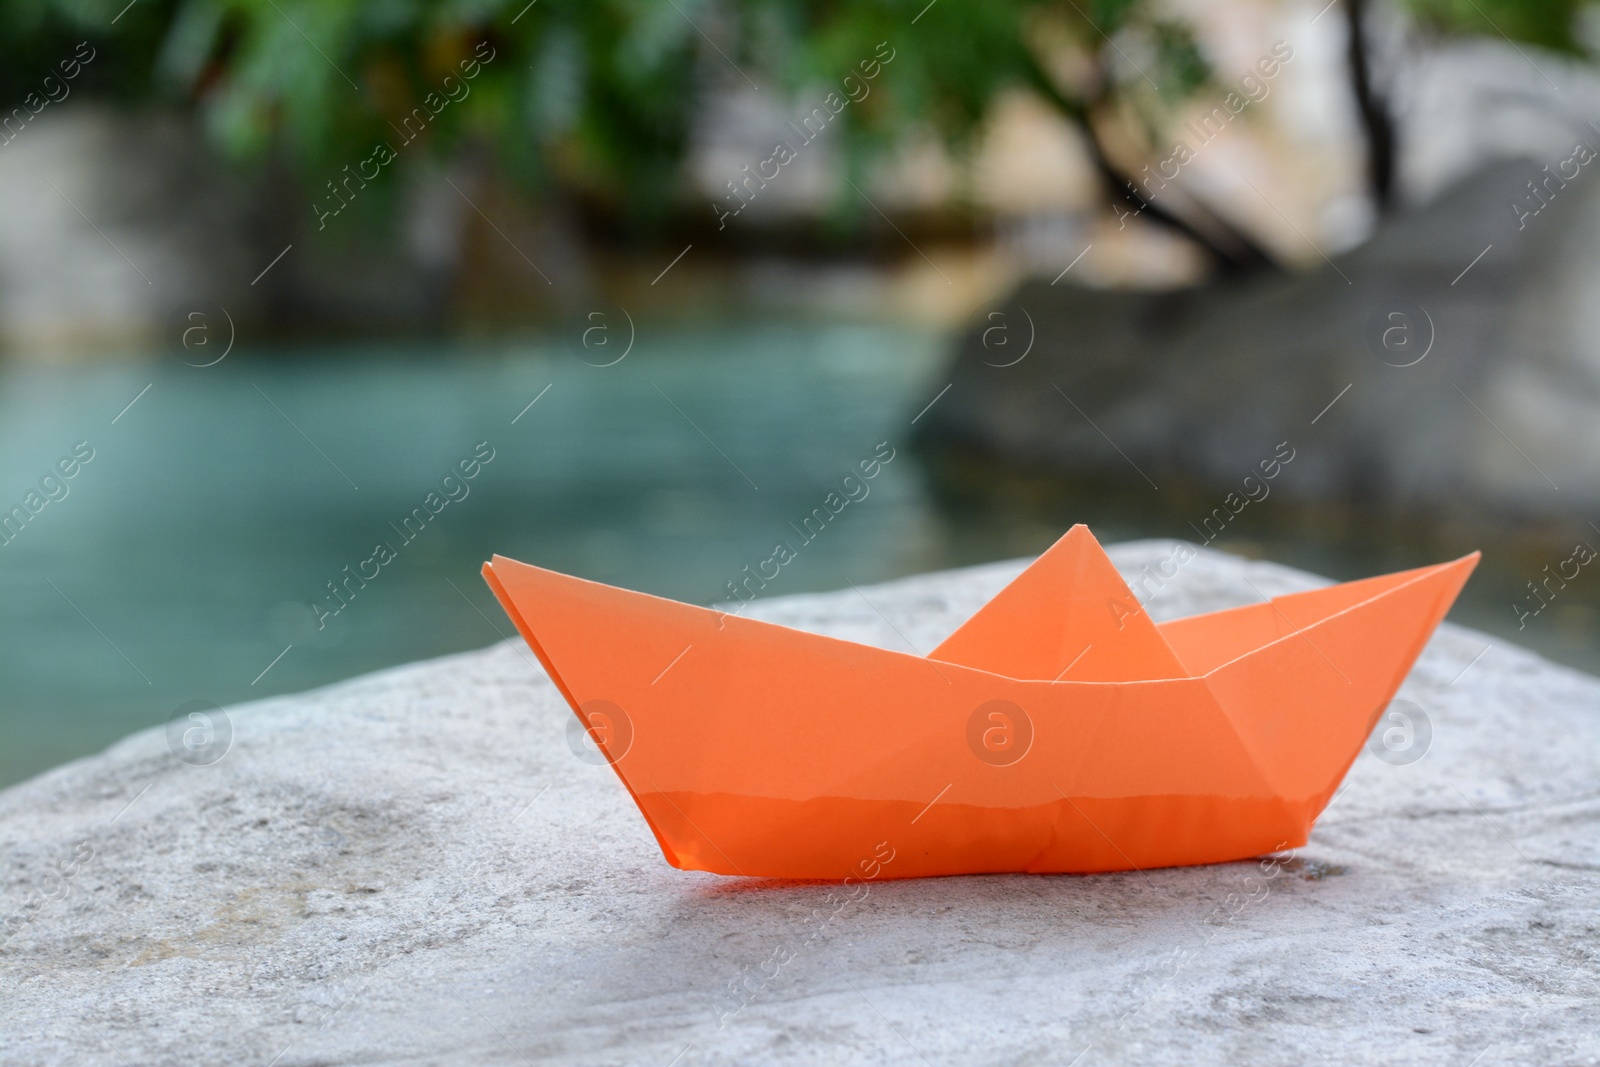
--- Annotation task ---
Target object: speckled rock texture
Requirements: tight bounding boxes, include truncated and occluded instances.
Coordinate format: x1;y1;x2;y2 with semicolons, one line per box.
2;542;1596;1066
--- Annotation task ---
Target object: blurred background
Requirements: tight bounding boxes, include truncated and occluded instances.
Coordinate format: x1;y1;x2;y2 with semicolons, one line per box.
4;0;1600;787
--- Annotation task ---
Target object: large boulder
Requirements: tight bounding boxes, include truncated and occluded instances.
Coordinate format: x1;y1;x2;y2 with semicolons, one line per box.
2;543;1596;1065
0;107;459;354
919;160;1600;522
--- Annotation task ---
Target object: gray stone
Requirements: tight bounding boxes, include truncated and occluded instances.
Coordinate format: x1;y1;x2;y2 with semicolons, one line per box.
1;542;1596;1066
921;160;1600;521
0;107;459;353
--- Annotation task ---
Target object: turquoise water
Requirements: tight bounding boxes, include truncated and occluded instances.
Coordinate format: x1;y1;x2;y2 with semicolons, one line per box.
1;324;972;786
1;322;1592;788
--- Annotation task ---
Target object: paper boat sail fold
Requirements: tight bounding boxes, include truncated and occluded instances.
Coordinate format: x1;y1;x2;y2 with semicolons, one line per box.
483;526;1478;879
930;524;1189;681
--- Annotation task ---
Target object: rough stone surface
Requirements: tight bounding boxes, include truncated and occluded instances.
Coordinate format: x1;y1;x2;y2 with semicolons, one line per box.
2;542;1597;1066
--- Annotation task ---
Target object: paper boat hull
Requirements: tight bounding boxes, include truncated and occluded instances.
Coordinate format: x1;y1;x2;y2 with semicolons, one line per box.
484;545;1475;880
635;790;1307;880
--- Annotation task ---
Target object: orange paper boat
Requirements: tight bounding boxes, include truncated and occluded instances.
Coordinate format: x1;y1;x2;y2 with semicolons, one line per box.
483;526;1477;880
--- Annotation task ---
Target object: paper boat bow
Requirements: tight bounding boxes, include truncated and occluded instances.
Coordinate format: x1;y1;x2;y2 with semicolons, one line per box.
484;526;1477;879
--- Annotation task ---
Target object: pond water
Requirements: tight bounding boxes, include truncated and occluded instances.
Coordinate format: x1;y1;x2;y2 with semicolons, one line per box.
1;321;1592;788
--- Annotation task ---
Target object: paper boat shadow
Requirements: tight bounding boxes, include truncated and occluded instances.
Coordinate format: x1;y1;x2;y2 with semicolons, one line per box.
485;526;1477;880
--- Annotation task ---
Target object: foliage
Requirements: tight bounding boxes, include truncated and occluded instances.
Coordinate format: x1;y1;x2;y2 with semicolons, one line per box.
1399;0;1589;55
0;2;1224;213
2;0;1595;244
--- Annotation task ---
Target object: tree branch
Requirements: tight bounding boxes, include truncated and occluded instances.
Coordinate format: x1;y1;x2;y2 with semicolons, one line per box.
1346;0;1397;211
1019;52;1280;278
